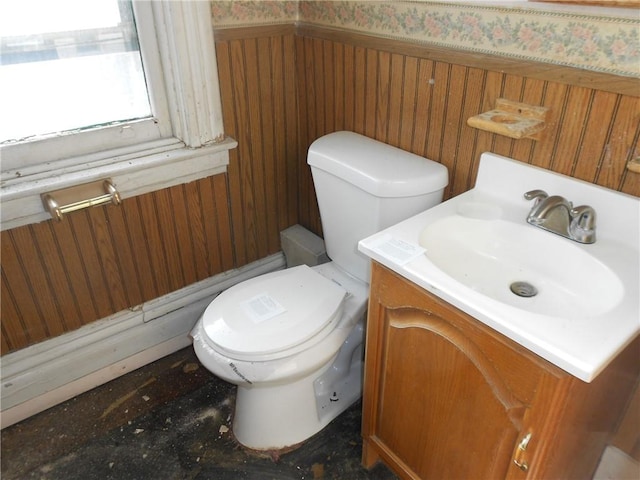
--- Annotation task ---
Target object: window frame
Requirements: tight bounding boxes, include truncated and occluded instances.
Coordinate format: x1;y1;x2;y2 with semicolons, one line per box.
0;0;235;231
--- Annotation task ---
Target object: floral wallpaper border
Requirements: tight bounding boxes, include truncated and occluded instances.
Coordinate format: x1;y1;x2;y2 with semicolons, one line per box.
210;1;640;78
212;1;299;26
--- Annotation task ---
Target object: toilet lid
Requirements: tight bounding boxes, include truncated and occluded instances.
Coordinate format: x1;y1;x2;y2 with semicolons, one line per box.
201;265;347;360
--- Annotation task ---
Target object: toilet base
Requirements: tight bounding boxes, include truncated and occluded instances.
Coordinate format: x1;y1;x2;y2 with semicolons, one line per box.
314;321;364;423
232;323;364;451
233;366;331;451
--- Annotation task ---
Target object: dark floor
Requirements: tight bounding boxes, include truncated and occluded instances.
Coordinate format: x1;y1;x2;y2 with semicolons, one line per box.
1;347;398;480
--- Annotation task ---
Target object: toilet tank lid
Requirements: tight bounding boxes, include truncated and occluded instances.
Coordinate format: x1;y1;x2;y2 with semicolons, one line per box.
307;131;448;197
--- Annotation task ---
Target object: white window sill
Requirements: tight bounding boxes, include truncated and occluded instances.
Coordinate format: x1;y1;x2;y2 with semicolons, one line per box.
0;136;237;231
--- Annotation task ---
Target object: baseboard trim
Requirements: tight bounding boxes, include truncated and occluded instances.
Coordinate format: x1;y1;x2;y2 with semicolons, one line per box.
0;253;285;429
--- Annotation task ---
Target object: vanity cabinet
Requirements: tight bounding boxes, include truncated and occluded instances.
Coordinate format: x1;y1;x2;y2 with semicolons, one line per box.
362;262;639;480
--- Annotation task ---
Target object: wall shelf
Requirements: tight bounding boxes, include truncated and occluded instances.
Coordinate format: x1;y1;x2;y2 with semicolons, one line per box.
627;158;640;173
467;99;550;140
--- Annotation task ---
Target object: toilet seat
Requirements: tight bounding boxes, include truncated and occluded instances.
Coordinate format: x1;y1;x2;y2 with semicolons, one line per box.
201;265;347;361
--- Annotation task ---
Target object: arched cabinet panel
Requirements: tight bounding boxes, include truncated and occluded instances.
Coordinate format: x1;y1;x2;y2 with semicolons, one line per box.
378;308;526;478
361;262;639;480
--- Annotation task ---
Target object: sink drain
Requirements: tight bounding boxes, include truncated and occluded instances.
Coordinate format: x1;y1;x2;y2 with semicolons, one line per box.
510;281;538;298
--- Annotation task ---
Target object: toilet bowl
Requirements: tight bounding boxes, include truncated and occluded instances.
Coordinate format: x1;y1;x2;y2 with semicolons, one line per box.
192;262;367;449
192;131;448;450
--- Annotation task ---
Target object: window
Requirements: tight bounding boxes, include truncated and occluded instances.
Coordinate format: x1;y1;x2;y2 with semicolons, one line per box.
0;0;152;144
0;1;234;230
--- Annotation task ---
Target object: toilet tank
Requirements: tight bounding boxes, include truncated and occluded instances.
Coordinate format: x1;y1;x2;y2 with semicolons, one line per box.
307;131;448;283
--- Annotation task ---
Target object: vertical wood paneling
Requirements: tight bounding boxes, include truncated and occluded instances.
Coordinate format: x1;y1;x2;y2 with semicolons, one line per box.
1;238;46;346
473;71;501;163
425;62;449;164
283;34;299;229
295;35;314;232
313;39;326;136
184;181;211;280
213;30;299;264
495;73;524;158
601;95;640;193
333;42;345;132
257;37;278;255
343;44;356;133
511;76;545;166
303;37;317;143
243;39;265;262
72;211;118;317
294;32;639;234
271;36;287;237
168;185;198;287
136;194;170;296
398;56;418;153
104;205;144;306
212;175;235;273
441;64;466;198
199;177;224;274
10;227;63;338
364;49;378;138
620;136;640;195
1;174;239;353
1;271;29;350
1;313;13;352
86;208;129;312
354;46;367;137
410;59;433;155
46;220;97;316
120;198;160;301
375;50;391;142
152;188;186;293
531;81;569;169
228;39;253;265
552;86;595;176
295;35;309;152
215;39;246;268
323;40;335;134
299;36;319;232
454;67;486;193
575;91;619;183
31;223;83;332
387;54;404;146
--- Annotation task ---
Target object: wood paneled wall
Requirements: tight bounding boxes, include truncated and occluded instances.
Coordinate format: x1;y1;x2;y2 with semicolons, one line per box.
1;177;235;352
295;27;640;232
215;26;300;266
1;23;638;354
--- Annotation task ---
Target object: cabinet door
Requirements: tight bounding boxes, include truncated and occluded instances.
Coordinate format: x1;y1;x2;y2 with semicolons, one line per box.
362;264;558;479
378;307;529;478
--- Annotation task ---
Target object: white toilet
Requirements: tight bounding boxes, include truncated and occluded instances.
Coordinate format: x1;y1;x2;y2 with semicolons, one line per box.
191;131;448;450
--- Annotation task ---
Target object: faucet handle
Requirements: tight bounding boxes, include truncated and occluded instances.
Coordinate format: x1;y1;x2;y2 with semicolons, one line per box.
570;205;597;230
524;190;548;206
570;205;597;243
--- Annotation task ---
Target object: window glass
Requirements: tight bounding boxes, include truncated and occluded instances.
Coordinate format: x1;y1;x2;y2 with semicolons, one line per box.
0;0;150;143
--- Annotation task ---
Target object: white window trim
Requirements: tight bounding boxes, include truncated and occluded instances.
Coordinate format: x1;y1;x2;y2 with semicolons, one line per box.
0;0;236;231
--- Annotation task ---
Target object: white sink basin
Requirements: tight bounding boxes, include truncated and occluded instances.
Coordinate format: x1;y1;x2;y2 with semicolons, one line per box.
359;153;639;382
418;215;624;319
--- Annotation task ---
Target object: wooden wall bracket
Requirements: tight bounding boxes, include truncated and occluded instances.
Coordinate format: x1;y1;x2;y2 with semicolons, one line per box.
626;157;640;173
467;99;550;140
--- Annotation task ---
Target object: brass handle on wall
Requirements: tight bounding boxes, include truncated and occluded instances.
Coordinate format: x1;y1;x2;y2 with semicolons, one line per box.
513;432;532;472
42;179;121;221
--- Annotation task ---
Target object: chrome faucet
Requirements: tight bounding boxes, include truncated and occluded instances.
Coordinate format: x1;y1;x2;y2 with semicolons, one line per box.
524;190;596;244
